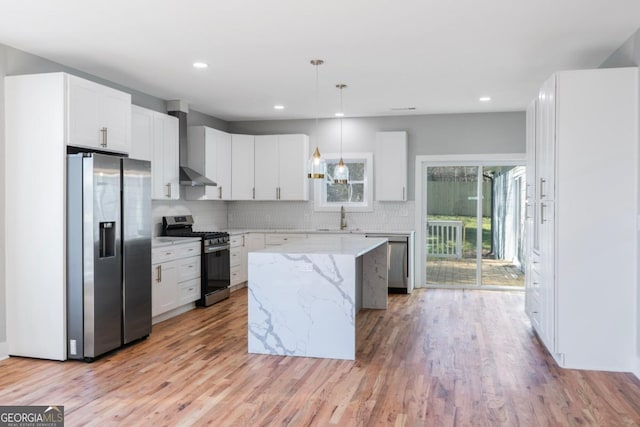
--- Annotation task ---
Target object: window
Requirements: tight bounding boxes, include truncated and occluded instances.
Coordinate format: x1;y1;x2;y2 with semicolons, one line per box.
314;152;373;212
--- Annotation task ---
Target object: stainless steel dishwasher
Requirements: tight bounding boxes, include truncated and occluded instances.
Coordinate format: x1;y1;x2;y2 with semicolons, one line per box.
365;234;409;293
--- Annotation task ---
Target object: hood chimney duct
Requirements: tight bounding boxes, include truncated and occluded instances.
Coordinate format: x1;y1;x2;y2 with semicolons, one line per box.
167;100;216;187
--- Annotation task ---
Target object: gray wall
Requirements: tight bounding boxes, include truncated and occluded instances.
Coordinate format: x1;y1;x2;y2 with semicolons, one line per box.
600;28;640;372
229;112;525;201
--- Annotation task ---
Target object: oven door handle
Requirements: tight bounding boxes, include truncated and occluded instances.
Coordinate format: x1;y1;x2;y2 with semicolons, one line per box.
204;243;231;253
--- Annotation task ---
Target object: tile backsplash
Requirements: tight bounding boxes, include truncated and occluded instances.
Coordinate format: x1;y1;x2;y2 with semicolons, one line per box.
227;201;415;231
152;199;415;235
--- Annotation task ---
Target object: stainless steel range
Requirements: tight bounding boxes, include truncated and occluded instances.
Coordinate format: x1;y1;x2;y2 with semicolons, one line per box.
162;215;230;306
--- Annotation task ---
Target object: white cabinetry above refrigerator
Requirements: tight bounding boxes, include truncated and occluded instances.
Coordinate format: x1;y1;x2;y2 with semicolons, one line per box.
67;74;132;154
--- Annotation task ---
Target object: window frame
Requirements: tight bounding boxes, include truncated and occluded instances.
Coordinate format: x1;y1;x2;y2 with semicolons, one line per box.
314;152;373;212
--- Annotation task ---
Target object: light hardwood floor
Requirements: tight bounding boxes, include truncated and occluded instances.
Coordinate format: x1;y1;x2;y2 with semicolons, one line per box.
1;288;639;426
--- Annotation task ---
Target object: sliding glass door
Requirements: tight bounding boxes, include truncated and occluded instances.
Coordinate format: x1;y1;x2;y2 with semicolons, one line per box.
423;161;525;288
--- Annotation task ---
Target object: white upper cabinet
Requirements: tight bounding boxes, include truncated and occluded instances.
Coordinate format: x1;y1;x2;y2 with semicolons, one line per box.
131;105;153;161
153;112;180;200
231;134;256;200
254;134;309;201
67;74;131;153
186;126;232;200
129;105;180;200
131;105;179;200
278;134;309;200
374;131;407;201
254;135;280;200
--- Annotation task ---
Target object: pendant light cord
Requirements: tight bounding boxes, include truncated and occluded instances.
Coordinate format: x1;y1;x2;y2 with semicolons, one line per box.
339;86;344;158
315;62;319;152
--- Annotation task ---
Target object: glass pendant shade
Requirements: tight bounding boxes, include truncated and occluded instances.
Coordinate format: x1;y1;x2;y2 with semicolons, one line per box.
333;83;349;185
334;157;349;184
307;146;326;179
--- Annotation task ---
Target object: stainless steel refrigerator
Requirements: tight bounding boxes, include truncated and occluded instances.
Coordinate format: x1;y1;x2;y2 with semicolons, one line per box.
67;153;152;361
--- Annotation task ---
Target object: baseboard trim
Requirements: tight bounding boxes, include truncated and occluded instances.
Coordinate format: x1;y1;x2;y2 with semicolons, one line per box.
152;303;196;325
0;341;8;361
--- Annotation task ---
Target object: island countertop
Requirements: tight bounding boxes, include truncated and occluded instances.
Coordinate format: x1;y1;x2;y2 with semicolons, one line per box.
253;235;387;257
248;235;389;360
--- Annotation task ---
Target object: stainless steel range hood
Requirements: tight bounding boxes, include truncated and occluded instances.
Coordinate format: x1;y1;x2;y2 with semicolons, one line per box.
167;100;217;187
179;166;216;187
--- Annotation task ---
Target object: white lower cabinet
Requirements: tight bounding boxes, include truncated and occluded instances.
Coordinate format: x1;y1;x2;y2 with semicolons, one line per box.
230;234;247;289
152;255;177;317
152;241;201;320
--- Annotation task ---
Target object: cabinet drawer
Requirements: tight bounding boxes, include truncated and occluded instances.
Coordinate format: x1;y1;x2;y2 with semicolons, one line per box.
230;247;242;267
152;247;176;264
530;266;541;291
230;234;245;248
178;277;201;304
177;256;201;282
230;266;243;286
265;233;307;246
176;242;200;259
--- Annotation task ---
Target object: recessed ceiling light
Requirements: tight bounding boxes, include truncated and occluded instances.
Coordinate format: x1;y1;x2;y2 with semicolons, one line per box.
274;105;285;110
479;96;491;102
335;112;344;117
193;62;208;69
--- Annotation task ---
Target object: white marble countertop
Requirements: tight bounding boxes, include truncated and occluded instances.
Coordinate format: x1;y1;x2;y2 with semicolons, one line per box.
255;236;388;257
227;228;414;236
152;236;200;248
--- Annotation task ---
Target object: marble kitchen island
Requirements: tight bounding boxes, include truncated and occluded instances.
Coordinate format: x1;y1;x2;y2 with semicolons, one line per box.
248;236;388;360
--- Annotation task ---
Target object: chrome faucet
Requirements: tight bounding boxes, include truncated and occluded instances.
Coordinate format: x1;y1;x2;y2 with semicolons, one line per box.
340;205;347;230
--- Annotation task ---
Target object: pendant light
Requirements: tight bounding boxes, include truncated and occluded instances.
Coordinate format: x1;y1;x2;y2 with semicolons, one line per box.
307;59;327;179
333;84;349;184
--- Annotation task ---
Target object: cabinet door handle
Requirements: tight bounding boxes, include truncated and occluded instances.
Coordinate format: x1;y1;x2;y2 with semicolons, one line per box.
540;202;547;224
402;187;405;201
166;183;172;198
100;127;108;147
156;265;162;283
252;187;255;199
540;178;546;199
218;187;222;199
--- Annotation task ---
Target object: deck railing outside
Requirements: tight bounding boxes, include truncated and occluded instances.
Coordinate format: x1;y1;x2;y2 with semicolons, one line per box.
427;220;463;259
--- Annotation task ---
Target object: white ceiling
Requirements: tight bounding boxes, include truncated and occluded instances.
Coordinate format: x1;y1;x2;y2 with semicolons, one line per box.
1;0;639;122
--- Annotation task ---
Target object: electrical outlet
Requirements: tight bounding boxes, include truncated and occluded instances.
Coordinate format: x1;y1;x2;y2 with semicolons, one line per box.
70;339;77;355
